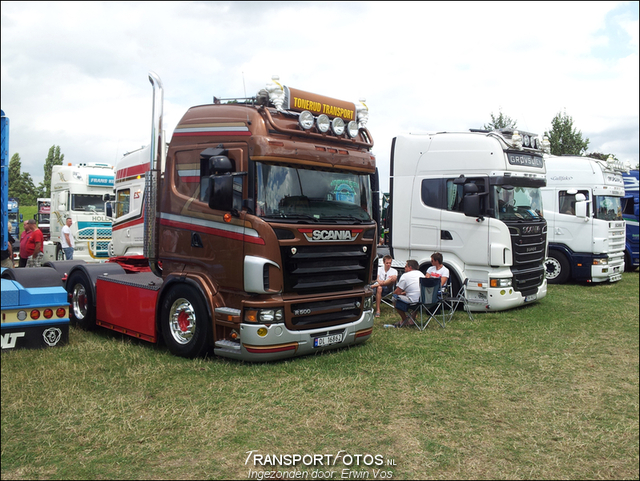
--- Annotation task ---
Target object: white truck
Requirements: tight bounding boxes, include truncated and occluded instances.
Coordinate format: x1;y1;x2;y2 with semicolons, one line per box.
108;146;149;258
44;163;115;262
541;155;626;283
389;129;548;311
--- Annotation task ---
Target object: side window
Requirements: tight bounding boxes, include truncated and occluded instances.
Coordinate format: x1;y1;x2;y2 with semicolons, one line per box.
446;178;485;212
116;189;130;218
421;178;446;209
558;190;589;216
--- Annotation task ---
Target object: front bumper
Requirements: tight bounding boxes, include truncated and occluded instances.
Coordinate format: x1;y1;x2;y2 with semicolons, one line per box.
214;309;375;362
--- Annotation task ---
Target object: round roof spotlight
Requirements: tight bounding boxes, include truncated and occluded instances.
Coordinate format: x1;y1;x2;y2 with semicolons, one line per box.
523;134;530;147
298;110;314;130
331;117;345;136
316;114;330;133
531;137;537;149
346;121;359;138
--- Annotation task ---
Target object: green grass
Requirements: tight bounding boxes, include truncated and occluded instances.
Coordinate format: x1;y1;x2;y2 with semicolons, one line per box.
2;273;638;480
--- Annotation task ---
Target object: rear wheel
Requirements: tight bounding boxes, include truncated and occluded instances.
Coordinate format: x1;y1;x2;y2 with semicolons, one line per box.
56;244;65;261
545;251;570;284
160;285;211;358
67;271;96;329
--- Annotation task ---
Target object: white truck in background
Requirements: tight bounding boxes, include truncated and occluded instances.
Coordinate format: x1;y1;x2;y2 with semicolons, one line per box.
388;129;548;311
44;163;115;262
541;154;626;283
108;145;149;258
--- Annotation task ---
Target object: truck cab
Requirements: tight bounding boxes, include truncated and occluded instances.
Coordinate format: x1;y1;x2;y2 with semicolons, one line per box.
389;129;548;311
541;155;626;283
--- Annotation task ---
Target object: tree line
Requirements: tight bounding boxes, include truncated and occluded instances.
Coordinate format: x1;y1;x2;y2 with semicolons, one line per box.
483;109;617;161
6;110;633;207
8;145;64;206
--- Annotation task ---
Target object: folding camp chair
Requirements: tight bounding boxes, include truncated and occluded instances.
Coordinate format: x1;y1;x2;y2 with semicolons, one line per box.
442;278;475;323
407;277;443;330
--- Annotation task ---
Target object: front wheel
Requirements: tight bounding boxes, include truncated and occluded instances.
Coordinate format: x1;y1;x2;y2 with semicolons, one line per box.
545;251;570;284
160;285;212;358
67;271;96;330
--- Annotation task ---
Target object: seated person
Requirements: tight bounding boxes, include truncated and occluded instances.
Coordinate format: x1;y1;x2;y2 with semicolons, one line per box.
425;252;449;287
389;259;424;328
371;255;398;317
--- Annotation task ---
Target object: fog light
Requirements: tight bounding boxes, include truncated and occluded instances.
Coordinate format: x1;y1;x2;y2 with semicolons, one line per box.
331;117;345;136
298;110;314;130
316;114;330;133
257;327;268;337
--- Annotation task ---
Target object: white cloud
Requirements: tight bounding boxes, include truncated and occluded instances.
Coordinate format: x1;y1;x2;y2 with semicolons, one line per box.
1;1;638;192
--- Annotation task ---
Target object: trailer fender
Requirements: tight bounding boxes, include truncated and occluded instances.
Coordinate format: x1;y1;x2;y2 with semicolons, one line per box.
42;259;87;288
1;266;64;288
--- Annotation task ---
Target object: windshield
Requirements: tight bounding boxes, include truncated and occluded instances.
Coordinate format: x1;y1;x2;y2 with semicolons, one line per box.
255;163;373;223
71;194;106;213
494;186;544;221
594;195;623;221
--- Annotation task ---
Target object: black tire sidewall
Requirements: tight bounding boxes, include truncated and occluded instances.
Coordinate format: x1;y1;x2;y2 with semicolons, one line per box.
160;284;211;358
67;271;96;329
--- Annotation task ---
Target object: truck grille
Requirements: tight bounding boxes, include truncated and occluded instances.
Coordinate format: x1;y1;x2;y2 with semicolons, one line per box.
508;220;547;295
290;296;362;326
280;244;372;295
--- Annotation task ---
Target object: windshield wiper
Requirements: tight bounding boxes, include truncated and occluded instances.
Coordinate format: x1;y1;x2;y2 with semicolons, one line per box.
319;215;365;224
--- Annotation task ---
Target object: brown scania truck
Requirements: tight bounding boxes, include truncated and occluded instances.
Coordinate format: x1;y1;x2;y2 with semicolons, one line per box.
63;73;379;361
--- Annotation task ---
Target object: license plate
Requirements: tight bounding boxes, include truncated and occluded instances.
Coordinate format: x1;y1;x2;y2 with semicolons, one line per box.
525;294;537;302
314;333;343;348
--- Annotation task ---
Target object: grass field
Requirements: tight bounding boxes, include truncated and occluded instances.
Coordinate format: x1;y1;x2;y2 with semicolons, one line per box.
1;272;638;480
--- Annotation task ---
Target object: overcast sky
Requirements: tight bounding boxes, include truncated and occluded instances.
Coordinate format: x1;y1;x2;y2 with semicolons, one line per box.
2;1;638;192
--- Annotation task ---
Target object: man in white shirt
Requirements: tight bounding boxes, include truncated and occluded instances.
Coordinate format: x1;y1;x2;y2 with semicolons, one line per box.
60;217;75;260
426;252;449;287
371;255;398;317
389;259;424;327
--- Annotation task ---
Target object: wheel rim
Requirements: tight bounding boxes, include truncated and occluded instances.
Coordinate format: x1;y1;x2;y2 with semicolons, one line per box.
169;298;196;345
72;283;88;320
545;258;561;280
57;249;65;260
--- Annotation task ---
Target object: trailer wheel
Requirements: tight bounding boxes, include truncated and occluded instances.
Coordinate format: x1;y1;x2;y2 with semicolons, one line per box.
68;271;96;330
160;285;211;358
545;252;570;284
56;245;65;261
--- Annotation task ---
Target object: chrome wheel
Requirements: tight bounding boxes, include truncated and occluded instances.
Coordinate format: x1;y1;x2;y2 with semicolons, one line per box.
168;298;197;345
72;283;88;320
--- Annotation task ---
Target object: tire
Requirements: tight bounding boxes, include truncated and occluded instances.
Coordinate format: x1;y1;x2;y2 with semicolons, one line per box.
545;251;570;284
160;285;212;358
56;244;66;261
67;271;96;330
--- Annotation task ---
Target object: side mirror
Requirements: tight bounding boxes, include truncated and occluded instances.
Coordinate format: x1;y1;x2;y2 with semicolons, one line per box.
105;202;113;218
463;194;482;218
209;175;233;211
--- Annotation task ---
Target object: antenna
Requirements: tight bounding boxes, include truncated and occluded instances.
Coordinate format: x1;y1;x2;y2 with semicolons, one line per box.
242;72;246;98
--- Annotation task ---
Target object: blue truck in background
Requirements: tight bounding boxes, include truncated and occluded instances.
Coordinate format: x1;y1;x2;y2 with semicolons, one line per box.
622;169;639;271
1;109;70;350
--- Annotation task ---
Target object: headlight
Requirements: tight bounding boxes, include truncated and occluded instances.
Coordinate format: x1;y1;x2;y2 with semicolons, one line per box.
593;258;608;265
298;110;314;130
331;117;345;136
364;295;373;310
490;278;513;288
316;114;330;133
245;308;284;323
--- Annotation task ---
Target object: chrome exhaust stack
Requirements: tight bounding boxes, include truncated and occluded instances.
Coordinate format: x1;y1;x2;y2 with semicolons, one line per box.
145;71;164;277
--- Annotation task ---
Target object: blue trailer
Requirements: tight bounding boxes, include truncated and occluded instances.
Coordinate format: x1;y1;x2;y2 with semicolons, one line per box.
622;170;639;271
1;109;70;351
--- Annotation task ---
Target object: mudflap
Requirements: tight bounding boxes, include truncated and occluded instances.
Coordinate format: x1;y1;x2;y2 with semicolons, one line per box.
1;322;70;351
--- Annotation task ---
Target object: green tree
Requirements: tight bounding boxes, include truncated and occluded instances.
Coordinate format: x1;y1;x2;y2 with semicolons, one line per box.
586;152;617;161
8;153;37;205
38;145;64;198
544;111;589;156
483;110;517;131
